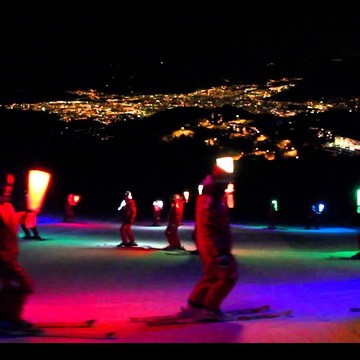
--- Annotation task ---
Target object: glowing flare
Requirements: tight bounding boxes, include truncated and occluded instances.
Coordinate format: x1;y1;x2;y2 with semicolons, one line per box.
226;194;234;209
153;200;164;209
271;199;278;212
27;170;51;212
183;191;190;203
118;200;126;210
225;182;235;208
225;182;235;194
73;195;81;204
68;194;81;206
215;157;234;174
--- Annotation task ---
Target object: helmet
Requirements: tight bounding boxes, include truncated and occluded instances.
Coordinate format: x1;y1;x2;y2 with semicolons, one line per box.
0;170;14;188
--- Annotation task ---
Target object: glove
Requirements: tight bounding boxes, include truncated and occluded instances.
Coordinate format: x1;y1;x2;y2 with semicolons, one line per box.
215;254;230;268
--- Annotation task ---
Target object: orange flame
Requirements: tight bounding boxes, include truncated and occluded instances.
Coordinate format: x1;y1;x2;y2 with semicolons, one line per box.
27;170;51;212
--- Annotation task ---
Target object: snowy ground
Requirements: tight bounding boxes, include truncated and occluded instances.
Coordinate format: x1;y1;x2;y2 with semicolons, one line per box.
2;213;360;347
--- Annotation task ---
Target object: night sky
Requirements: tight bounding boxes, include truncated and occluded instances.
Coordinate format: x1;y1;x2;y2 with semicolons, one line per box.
1;16;360;92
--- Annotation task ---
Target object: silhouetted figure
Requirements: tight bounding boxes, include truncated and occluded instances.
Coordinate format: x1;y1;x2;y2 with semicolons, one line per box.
305;203;324;229
268;202;277;229
19;192;42;240
21;212;41;240
63;194;80;223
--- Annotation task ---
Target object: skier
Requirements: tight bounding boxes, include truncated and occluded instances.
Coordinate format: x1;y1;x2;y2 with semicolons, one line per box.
152;199;163;226
268;200;278;230
21;211;42;240
19;191;42;240
163;193;185;251
305;203;324;229
179;165;239;321
63;193;80;223
0;169;42;336
116;191;138;247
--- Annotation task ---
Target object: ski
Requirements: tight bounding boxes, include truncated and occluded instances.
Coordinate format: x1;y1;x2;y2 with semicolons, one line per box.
145;309;293;326
115;246;195;253
228;304;270;315
33;330;117;340
129;304;270;323
231;309;293;321
0;329;117;341
326;256;359;260
163;249;195;256
115;245;162;251
35;319;96;328
350;308;360;312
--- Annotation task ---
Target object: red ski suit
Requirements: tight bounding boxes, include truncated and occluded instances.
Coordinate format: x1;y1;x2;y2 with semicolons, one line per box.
165;197;184;249
188;182;238;312
152;201;163;226
0;174;33;322
64;194;79;223
120;197;137;244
